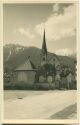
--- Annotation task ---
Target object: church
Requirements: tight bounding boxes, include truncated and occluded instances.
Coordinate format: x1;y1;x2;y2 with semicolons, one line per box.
11;29;76;90
34;29;61;89
11;29;61;89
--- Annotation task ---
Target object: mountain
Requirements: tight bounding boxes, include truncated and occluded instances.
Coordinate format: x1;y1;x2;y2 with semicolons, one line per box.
3;44;76;73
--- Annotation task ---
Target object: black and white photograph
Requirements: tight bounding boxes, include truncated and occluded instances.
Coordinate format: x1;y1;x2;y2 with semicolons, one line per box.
3;2;78;122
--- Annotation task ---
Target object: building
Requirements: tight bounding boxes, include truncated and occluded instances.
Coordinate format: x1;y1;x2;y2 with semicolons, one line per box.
12;57;36;88
41;30;60;70
36;29;61;89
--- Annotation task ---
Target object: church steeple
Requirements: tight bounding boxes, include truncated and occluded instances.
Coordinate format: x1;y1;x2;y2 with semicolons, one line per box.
41;29;47;66
42;29;47;56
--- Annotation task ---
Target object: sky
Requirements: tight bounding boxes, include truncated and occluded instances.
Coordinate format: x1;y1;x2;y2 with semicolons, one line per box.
3;3;76;56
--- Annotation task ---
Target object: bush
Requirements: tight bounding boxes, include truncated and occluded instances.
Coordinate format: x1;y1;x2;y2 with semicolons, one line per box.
4;82;34;90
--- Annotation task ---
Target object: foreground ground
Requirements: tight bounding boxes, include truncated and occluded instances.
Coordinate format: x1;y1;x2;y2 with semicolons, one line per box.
4;90;77;119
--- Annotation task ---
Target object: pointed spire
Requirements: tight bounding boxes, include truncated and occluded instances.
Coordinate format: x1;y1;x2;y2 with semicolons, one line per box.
42;29;47;55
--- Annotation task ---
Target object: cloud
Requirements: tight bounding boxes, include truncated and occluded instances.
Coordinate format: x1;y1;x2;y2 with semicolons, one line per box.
35;4;76;41
14;28;35;39
55;48;75;56
53;4;60;13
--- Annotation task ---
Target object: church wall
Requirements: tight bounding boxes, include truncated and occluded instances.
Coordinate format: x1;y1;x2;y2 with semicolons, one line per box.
50;56;60;67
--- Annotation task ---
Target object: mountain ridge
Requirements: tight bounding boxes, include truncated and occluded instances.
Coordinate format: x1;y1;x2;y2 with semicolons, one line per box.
4;44;76;72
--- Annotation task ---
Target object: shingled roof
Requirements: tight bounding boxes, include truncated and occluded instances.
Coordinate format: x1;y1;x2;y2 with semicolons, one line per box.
15;57;36;71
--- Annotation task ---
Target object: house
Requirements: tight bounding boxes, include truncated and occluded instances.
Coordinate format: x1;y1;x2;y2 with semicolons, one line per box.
12;57;36;88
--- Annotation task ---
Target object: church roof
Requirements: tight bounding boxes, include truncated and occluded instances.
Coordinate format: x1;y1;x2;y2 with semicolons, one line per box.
15;57;36;71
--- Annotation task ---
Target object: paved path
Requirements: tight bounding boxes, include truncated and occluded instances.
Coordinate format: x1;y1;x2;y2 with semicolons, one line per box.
4;90;77;119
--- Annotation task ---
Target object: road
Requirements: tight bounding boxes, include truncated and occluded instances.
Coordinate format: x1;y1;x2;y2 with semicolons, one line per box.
4;90;77;119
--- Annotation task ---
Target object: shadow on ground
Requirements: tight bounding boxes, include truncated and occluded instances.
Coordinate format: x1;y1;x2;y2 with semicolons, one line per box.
50;103;77;119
